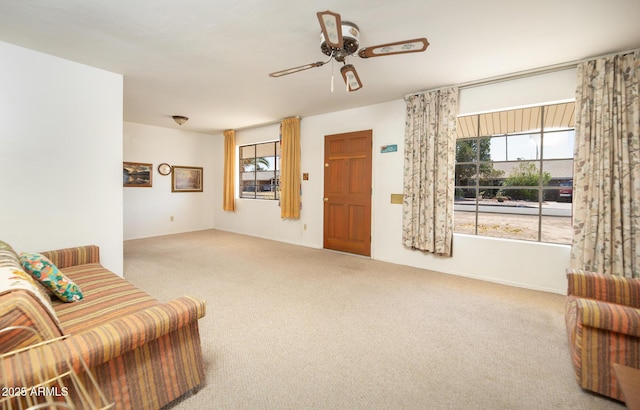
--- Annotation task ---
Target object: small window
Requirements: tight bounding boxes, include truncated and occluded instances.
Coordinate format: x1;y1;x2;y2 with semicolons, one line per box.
239;141;280;200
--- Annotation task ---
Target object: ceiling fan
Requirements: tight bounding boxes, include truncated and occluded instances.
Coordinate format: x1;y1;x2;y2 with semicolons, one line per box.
268;10;429;92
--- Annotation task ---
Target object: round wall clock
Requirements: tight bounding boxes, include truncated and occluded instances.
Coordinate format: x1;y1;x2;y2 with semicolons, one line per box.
158;163;172;176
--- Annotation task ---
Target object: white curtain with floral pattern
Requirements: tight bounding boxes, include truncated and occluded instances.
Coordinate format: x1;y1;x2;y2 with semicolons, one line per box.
402;87;458;256
570;51;640;278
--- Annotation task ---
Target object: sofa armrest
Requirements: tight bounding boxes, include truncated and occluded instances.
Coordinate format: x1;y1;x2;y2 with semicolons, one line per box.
0;290;64;354
567;269;640;308
40;245;100;269
574;297;640;337
1;295;205;387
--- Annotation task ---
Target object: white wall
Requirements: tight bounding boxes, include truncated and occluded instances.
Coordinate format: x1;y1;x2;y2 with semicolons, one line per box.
212;70;578;294
0;41;124;274
459;68;577;114
123;122;215;240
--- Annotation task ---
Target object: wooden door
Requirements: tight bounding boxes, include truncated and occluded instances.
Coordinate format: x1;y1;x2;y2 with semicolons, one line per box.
323;130;372;256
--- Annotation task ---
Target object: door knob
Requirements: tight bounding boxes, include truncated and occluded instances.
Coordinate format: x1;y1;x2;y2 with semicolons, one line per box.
323;197;329;202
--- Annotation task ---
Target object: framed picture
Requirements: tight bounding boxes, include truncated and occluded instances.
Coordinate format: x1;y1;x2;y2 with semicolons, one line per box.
172;166;203;192
123;161;152;187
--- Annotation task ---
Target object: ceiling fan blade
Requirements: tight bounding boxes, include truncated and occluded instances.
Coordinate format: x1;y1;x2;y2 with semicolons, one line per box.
317;10;343;49
269;61;326;77
340;64;363;92
358;38;429;59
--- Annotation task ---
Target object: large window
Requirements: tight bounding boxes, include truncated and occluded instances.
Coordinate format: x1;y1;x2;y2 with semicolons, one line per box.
239;141;280;200
454;103;575;244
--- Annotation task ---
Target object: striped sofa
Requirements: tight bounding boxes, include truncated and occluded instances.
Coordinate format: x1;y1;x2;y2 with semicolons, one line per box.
0;243;206;409
565;268;640;401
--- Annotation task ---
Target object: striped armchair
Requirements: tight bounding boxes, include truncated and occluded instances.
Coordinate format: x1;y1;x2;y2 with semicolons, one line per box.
565;269;640;401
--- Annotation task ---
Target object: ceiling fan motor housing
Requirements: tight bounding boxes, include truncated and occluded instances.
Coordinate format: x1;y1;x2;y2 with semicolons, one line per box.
320;21;360;58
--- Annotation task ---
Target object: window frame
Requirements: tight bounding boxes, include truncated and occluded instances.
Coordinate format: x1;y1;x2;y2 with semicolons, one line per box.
238;140;280;200
454;105;574;244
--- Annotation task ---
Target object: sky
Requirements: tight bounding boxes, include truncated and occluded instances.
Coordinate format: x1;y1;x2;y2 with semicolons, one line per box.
489;130;574;161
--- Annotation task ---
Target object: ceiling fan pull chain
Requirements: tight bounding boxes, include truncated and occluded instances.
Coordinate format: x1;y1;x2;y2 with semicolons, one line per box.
344;59;349;92
330;56;335;93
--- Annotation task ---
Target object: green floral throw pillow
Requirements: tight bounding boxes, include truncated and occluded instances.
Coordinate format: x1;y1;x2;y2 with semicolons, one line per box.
19;253;83;302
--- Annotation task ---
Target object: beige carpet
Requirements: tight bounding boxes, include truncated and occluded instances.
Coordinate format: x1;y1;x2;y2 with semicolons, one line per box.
123;229;623;410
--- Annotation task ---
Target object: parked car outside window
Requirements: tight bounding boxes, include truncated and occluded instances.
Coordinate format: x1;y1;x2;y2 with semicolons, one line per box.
559;180;573;202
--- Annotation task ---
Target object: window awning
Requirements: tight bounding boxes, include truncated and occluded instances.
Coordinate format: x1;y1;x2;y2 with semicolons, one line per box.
456;101;575;138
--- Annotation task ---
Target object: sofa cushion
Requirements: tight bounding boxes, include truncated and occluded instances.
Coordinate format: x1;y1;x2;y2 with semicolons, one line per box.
52;263;158;334
19;252;83;302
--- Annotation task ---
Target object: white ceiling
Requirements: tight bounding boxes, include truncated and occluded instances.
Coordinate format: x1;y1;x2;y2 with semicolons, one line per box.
1;0;639;135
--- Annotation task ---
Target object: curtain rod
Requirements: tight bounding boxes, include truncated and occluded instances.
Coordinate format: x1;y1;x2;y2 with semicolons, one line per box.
233;115;301;132
406;46;640;97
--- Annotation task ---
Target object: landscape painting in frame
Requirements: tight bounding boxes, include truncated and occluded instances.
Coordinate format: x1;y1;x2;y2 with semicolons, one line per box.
123;161;152;187
172;166;203;192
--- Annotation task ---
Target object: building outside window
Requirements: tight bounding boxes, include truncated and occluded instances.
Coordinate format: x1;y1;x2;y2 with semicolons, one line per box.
454;102;575;244
239;141;280;200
